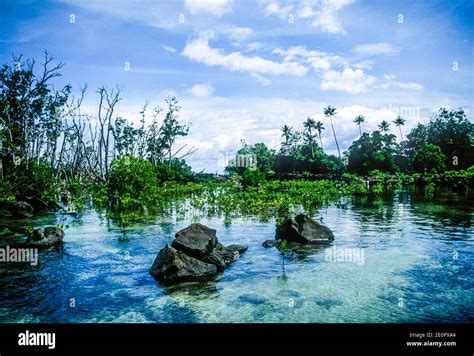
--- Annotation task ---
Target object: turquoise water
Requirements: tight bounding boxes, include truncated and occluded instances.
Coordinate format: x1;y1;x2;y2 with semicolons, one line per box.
0;191;473;323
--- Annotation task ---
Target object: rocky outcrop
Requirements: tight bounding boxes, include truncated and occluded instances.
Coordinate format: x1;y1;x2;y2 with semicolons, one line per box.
25;226;64;248
150;223;248;285
0;198;52;218
263;214;334;249
276;214;334;244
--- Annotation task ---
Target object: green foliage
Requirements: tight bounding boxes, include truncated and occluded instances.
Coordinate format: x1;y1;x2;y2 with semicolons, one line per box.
412;144;446;173
155;158;192;183
371;182;384;195
107;155;159;209
405;108;473;170
160;178;366;219
0;53;70;172
276;119;344;175
275;239;288;253
236;141;276;174
242;167;266;188
346;131;398;175
0;179;16;202
10;160;59;205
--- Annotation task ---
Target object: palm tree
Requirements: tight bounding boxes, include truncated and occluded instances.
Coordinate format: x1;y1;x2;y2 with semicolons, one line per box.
378;120;390;133
280;125;293;145
353;115;365;136
393;115;406;141
323;105;340;158
303;117;317;157
303;117;316;137
315;120;325;150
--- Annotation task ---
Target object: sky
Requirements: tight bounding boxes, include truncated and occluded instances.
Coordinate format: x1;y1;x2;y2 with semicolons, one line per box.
1;0;473;172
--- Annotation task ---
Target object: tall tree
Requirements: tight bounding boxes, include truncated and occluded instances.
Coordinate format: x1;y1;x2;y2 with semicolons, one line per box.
353;114;365;136
303;117;316;137
280;125;293;145
378;120;391;133
303;117;317;157
393;115;406;141
314;120;325;150
323;105;340;158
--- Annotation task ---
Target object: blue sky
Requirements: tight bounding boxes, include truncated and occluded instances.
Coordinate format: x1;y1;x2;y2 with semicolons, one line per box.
1;0;473;172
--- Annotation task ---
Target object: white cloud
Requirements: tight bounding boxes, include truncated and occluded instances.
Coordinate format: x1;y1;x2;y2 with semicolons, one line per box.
160;88;178;97
186;83;215;97
321;67;377;94
297;0;355;34
185;0;234;16
273;45;344;71
354;60;374;70
264;0;294;19
221;25;253;41
352;42;398;56
380;74;423;91
182;31;308;82
162;45;177;53
243;42;266;52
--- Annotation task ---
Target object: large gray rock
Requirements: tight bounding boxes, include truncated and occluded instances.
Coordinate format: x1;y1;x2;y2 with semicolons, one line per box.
150;224;248;285
25;226;64;248
149;245;218;285
171;223;217;260
276;214;334;244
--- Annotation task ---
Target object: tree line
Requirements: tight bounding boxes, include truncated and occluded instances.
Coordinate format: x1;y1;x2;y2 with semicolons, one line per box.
229;106;473;177
0;53;194;206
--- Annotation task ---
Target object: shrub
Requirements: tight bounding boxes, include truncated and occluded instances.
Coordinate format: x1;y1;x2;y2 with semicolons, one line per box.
242;167;266;188
12;160;59;205
412;144;446;173
155;158;192;184
107;155;159;209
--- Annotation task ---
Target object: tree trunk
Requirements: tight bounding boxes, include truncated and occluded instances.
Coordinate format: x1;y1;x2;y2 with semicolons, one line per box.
330;117;341;158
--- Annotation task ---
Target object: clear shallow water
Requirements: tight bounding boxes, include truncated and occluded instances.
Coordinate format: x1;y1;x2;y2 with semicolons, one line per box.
0;191;473;323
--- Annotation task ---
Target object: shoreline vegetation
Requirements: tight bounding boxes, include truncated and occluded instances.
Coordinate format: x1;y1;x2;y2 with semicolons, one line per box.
0;53;473;221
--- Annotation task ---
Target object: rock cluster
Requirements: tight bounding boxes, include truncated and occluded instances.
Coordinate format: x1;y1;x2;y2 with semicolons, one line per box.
150;223;247;285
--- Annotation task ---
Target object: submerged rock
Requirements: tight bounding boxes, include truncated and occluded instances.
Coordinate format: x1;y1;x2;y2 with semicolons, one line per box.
262;239;276;248
150;224;248;285
276;214;334;244
25;226;64;248
238;293;268;305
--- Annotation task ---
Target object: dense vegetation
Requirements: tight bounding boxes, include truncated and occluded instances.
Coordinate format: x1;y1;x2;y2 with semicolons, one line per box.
1;54;473;214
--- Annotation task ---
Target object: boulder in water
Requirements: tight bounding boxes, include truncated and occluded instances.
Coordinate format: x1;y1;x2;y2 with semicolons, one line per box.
276;214;334;244
150;224;248;285
25;226;64;248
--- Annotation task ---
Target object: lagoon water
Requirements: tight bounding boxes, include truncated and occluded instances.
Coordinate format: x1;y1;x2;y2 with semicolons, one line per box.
0;191;473;323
